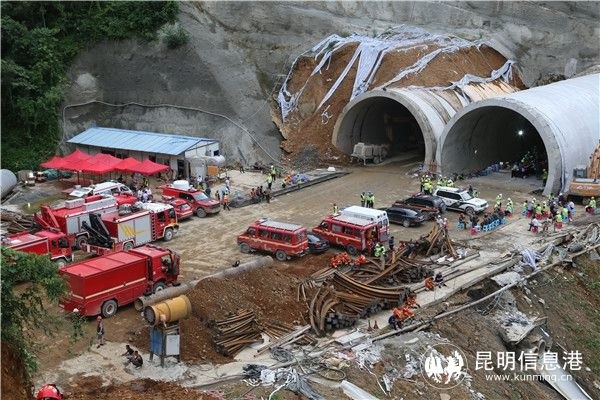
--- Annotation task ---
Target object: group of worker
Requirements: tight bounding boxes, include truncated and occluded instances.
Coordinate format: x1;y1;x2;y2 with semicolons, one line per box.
388;289;420;330
250;185;271;204
524;193;579;233
360;191;375;208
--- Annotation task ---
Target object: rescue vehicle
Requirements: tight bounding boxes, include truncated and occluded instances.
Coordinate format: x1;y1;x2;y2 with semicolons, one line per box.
81;202;178;255
160;180;220;217
161;196;194;220
237;218;309;261
59;245;180;318
1;230;73;266
35;195;122;249
340;206;389;241
312;214;379;256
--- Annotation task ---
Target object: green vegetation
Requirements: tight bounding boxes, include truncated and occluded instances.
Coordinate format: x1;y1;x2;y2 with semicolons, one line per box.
159;21;189;49
0;247;68;375
1;1;179;172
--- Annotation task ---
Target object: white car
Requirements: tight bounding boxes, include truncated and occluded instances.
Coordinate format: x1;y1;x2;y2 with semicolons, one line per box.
69;181;133;198
433;187;488;215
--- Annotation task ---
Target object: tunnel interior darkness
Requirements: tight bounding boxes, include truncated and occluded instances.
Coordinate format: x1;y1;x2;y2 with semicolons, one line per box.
335;97;425;157
442;106;548;176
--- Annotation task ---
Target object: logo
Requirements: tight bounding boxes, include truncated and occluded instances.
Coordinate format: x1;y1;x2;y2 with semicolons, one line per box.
421;343;468;389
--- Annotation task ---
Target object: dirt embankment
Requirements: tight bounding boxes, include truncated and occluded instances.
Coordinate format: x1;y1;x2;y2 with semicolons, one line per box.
276;39;525;163
1;342;30;400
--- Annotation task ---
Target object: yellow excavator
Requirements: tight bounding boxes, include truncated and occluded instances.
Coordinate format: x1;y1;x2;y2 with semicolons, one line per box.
567;143;600;204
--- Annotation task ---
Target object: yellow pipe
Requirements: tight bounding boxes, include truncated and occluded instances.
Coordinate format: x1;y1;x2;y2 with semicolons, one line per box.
144;294;192;325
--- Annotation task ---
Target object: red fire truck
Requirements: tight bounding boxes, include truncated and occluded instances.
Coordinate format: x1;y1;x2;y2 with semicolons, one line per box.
1;230;73;266
35;195;120;249
312;214;378;256
81;202;178;256
160;180;221;217
59;245;180;317
237;218;309;261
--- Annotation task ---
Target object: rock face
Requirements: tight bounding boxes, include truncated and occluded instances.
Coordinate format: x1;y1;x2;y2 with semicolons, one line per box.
62;1;599;164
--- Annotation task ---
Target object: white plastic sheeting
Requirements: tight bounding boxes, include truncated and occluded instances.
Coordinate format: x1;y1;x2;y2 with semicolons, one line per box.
278;26;516;121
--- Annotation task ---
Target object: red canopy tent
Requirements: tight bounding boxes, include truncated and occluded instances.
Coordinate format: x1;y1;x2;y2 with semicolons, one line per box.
80;153;122;174
113;157;142;172
40;156;67;169
59;149;93;171
132;159;170;175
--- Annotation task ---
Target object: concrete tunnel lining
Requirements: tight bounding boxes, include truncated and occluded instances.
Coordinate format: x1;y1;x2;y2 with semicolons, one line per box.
439;74;600;196
333;90;439;166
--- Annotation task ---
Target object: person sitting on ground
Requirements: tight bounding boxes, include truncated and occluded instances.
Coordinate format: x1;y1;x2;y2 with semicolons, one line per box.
529;217;542;232
121;345;135;362
458;213;466;228
126;350;143;368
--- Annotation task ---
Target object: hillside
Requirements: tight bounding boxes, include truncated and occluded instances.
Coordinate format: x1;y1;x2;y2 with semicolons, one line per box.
62;1;599;165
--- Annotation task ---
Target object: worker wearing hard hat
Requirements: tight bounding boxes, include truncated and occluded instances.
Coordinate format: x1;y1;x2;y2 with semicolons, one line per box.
586;197;597;215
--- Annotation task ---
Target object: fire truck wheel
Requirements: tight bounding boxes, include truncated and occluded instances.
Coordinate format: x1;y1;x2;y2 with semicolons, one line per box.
163;228;174;241
153;281;167;293
123;242;134;251
54;258;67;268
196;208;207;218
275;250;287;262
75;236;88;250
239;242;251;253
101;300;118;318
346;244;358;256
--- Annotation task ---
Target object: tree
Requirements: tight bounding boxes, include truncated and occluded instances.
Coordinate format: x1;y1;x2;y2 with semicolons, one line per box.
1;247;68;374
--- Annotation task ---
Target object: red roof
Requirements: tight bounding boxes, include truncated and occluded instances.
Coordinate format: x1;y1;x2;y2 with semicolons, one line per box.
131;159;170;175
113;157;142;172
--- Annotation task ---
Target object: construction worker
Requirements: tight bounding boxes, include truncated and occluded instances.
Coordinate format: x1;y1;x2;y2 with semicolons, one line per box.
360;192;367;207
424;276;435;291
70;308;85;342
458;213;466;229
506;198;514;216
529;217;542;233
473;188;479;198
542;168;548;185
388;236;395;251
447;179;454;188
367;192;375;208
405;291;421;308
561;206;569;223
587;197;597;215
495;194;503;209
270;165;277;181
267;174;273;190
332;203;339;215
554;212;563;231
222;192;231;211
535;203;543;219
423;179;432;195
522;200;528;216
37;384;63;400
374;242;386;270
542;201;549;217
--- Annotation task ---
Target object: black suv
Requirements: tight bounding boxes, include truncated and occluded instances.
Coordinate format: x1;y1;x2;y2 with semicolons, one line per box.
395;195;447;216
386;206;427;227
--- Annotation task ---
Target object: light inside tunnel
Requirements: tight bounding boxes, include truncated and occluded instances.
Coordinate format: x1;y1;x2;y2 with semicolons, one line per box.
334;97;425;158
442;106;548;175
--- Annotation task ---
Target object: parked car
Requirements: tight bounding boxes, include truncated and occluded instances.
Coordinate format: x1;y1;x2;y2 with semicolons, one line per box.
385;206;427;227
433;186;488;215
237;218;309;261
307;232;330;254
162;196;194;220
394;194;447;218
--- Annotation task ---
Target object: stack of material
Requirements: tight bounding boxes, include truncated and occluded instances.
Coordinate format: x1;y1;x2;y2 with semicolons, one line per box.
0;209;36;234
210;309;262;357
409;225;458;258
261;320;317;347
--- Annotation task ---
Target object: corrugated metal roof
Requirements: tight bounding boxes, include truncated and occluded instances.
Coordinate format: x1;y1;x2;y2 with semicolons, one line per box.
67;127;218;156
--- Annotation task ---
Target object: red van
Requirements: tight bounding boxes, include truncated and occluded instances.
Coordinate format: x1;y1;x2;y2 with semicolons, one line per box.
312;214;378;256
237;218;308;261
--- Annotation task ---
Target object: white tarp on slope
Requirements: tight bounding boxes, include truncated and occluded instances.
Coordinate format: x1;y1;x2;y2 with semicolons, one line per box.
278;25;516;121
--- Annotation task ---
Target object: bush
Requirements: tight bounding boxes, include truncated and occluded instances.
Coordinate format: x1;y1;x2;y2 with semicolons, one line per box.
159;22;188;49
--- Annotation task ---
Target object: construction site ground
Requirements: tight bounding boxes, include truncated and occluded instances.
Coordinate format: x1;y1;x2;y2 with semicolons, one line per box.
3;159;600;399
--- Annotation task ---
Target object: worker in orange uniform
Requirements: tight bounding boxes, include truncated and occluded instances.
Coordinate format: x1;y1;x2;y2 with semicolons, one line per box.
37;384;63;400
424;276;435;291
405;292;421;308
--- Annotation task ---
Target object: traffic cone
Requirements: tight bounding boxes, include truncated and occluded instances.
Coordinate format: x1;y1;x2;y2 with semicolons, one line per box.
373;320;379;330
367;319;373;332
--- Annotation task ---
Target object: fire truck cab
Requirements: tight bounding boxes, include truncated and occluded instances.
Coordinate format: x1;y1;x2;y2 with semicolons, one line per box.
237;218;308;261
312;214;378;256
2;230;73;266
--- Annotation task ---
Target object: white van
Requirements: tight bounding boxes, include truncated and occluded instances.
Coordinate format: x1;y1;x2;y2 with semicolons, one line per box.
69;181;133;198
340;206;389;241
